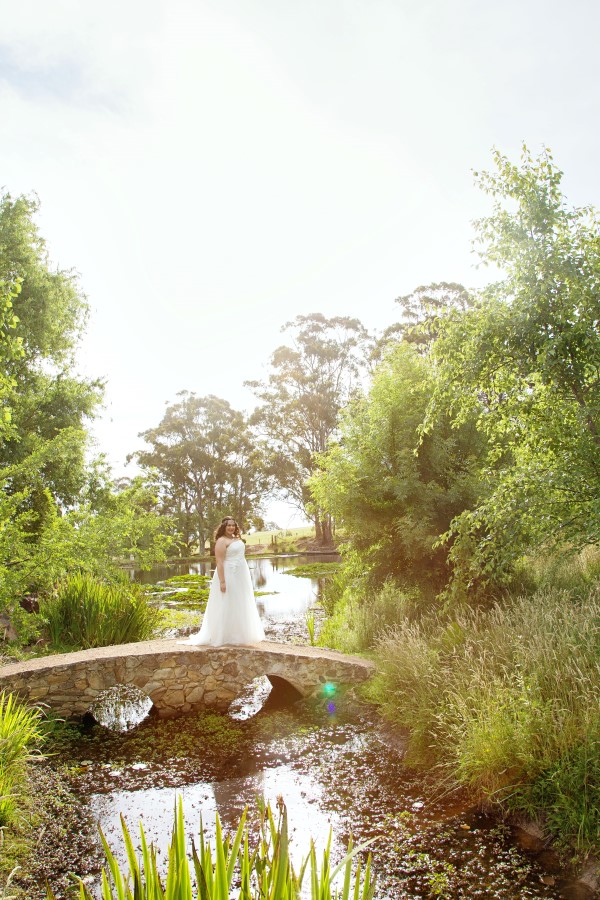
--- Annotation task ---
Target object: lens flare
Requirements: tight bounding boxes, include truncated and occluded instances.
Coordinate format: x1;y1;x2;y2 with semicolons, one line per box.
323;682;336;697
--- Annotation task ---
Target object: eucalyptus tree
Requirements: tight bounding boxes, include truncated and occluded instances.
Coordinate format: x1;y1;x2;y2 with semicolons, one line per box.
426;146;600;592
134;392;268;553
375;282;472;359
245;313;373;544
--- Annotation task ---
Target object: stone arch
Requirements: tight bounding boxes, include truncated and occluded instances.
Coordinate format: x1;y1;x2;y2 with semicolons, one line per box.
266;674;305;702
0;639;375;719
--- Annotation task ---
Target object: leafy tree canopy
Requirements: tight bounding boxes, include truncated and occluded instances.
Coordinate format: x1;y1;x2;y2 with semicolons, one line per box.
0;193;103;513
426;146;600;589
375;282;473;359
311;341;482;589
134;392;268;552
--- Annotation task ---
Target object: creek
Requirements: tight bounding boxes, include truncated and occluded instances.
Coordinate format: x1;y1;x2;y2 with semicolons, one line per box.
35;556;594;899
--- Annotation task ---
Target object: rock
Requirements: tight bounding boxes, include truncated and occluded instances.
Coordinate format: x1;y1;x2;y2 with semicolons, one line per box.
0;614;18;642
20;595;39;613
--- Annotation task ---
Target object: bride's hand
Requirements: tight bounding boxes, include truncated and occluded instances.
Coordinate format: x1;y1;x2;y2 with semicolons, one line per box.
220;580;226;593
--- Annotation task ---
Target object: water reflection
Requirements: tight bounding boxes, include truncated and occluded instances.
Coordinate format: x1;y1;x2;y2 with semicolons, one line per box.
89;766;341;893
228;675;273;720
89;685;153;731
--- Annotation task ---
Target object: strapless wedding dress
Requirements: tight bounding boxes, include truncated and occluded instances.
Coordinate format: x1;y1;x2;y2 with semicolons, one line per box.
183;539;265;646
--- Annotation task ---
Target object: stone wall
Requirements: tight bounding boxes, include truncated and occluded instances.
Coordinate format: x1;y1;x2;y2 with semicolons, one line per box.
0;639;374;719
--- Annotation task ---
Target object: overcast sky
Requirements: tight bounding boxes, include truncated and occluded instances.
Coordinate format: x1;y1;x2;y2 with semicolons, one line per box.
2;0;599;525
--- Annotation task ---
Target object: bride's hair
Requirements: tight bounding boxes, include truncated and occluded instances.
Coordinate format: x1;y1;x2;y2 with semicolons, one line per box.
214;517;241;540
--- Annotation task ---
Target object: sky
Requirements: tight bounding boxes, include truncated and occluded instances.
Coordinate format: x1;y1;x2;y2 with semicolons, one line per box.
2;0;600;526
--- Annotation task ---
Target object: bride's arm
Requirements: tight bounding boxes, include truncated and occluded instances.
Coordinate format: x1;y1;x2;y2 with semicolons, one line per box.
215;537;227;592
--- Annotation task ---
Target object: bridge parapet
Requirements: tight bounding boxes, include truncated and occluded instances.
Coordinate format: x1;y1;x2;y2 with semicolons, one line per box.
0;640;374;719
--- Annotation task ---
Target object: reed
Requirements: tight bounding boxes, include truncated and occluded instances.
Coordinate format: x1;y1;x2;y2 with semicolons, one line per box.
48;798;375;900
41;573;162;649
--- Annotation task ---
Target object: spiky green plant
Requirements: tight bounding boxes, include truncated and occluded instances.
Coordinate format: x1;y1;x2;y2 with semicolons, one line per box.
48;797;375;900
0;693;44;826
41;573;162;649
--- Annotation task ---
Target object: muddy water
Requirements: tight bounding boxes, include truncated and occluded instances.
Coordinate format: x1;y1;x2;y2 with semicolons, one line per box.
41;558;594;899
46;687;589;900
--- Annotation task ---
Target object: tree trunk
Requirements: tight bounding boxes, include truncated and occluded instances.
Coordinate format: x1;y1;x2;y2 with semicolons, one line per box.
321;512;334;547
314;514;323;544
314;511;334;547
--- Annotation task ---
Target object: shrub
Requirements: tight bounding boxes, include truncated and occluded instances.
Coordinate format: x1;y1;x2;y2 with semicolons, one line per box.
41;573;162;649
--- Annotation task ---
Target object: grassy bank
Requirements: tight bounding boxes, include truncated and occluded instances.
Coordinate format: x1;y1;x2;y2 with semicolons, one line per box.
319;550;600;856
243;526;317;554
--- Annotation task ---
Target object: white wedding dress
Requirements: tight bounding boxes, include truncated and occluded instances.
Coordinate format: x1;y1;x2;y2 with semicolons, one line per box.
184;540;265;646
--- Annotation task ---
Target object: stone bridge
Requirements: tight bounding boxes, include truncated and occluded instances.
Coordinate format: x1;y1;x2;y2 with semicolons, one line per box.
0;639;375;719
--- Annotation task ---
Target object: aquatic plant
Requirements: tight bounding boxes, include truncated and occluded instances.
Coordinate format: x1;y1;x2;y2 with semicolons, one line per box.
286;562;340;579
51;797;375;899
41;573;162;649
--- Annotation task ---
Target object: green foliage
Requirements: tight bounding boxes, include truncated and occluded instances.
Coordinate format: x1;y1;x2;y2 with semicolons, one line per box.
59;474;177;575
0;693;44;826
427;146;600;592
305;610;316;645
0;195;175;650
40;573;162;650
523;725;600;852
375;282;472;359
311;342;482;592
0;192;103;515
0;467;175;643
135;392;268;553
247;314;373;545
319;578;424;654
368;583;600;852
0;277;24;441
51;797;375;900
0;192;87;365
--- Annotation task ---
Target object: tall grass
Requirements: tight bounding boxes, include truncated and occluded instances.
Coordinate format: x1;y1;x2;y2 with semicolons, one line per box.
41;573;162;650
0;693;44;826
319;579;425;654
48;797;375;900
368;586;600;851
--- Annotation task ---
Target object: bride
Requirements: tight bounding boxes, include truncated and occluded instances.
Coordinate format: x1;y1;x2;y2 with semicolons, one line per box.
183;516;265;646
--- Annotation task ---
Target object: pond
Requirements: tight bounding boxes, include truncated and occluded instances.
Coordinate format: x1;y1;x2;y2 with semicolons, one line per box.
31;556;595;900
133;553;339;644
